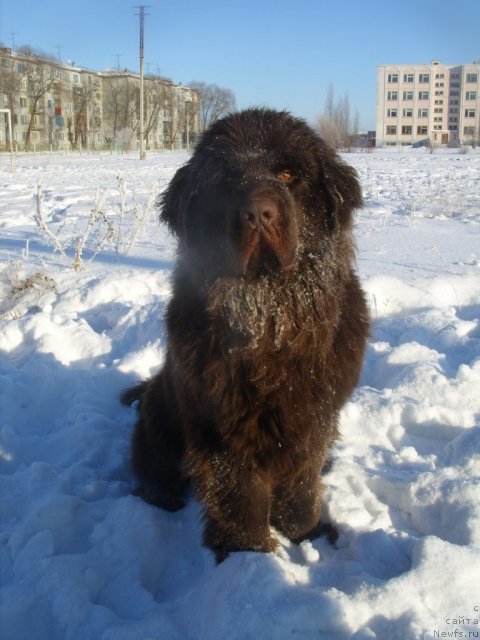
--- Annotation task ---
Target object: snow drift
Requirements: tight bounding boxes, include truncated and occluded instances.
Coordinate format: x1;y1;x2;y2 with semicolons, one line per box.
1;148;479;640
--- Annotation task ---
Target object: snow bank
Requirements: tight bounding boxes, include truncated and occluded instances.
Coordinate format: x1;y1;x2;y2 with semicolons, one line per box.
1;148;479;639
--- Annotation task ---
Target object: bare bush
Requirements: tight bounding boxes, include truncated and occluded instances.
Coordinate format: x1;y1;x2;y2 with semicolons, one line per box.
114;177;157;255
34;185;114;271
0;260;57;319
33;179;157;270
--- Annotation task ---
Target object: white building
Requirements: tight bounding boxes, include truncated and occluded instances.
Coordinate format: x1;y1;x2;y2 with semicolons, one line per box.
376;61;480;147
0;47;200;151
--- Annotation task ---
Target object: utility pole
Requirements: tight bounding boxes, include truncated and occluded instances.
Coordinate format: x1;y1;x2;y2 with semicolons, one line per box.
135;5;150;160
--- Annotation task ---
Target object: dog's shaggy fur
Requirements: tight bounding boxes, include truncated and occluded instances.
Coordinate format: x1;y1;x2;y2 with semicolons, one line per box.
123;108;370;560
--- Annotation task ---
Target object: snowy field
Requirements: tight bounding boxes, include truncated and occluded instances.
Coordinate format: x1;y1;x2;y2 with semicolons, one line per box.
1;146;479;640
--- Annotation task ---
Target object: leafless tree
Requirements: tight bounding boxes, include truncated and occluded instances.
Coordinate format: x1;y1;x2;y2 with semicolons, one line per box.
184;97;200;147
317;83;359;151
23;58;57;150
352;109;360;146
175;97;200;149
102;75;139;147
0;45;64;150
164;89;197;150
143;76;172;149
324;82;335;121
189;81;236;130
17;44;56;61
68;81;102;149
0;55;24;149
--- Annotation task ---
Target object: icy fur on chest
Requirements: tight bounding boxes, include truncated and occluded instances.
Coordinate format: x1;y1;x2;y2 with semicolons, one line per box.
206;252;341;353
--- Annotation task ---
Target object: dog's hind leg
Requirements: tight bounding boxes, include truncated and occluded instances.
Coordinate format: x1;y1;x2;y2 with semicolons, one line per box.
130;371;188;511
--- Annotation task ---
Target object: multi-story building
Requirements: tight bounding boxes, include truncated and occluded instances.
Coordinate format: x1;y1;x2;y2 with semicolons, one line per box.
376;61;480;147
0;46;200;151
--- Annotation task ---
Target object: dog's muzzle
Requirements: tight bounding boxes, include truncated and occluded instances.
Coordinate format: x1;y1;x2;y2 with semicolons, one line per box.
238;187;298;275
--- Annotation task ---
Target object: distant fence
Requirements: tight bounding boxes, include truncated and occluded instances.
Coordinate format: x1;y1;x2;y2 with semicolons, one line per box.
0;141;196;154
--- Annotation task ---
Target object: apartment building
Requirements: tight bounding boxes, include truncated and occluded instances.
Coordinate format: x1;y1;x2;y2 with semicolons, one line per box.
0;47;200;151
376;61;480;147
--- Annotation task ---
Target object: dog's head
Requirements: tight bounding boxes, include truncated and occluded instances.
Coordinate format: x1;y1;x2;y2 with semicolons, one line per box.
160;108;362;280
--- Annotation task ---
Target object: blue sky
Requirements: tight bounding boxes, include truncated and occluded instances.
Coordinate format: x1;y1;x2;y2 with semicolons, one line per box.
1;0;479;130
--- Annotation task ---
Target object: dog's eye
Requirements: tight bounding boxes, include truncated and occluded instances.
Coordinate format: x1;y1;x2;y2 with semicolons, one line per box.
276;170;295;184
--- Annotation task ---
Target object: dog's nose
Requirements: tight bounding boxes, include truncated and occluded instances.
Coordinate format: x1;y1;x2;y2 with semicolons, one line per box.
241;198;279;229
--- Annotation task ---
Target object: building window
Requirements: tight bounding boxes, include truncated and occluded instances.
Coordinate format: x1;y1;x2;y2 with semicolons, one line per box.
403;73;414;83
434;90;444;96
435;73;445;79
449;90;460;97
401;126;412;135
419;73;430;83
387;108;397;117
434;100;444;105
387;74;398;83
386;126;397;135
403;108;413;117
417;126;428;135
466;73;478;83
418;108;428;118
403;91;413;100
464;109;476;118
418;91;429;100
466;91;477;100
434;108;443;113
387;91;398;100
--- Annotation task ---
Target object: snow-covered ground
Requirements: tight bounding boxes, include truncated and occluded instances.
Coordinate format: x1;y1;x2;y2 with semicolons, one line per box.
1;147;479;640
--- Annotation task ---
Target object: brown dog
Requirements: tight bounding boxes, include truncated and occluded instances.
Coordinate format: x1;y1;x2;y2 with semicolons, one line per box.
123;109;370;560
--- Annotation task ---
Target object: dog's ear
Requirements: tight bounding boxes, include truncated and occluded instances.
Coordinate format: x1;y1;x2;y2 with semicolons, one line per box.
316;145;363;231
158;163;192;236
